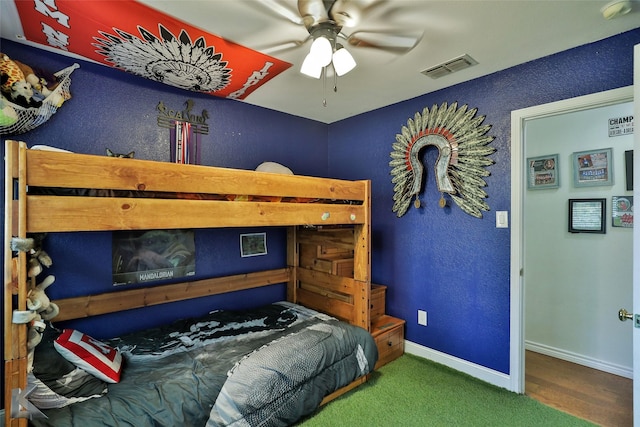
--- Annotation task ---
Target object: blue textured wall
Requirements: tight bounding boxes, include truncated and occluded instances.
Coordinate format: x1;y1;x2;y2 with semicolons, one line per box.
1;28;640;392
328;28;640;373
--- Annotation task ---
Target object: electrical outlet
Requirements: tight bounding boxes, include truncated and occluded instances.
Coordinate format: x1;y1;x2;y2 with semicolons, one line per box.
418;310;427;326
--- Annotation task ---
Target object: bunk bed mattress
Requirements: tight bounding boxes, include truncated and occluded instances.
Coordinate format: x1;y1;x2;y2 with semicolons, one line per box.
30;302;378;426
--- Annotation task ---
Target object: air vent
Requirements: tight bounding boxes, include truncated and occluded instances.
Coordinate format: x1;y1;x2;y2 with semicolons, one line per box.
421;54;478;79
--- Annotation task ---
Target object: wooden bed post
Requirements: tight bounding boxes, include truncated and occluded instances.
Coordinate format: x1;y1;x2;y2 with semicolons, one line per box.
353;180;371;331
4;140;29;427
286;226;298;303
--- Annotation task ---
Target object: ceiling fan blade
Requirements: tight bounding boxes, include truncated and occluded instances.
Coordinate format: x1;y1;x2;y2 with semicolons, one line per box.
298;0;330;29
257;0;304;25
329;0;381;28
347;30;423;52
259;36;311;55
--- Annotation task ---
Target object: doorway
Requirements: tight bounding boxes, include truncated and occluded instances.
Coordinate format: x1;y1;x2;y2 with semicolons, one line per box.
509;86;634;395
523;99;634;377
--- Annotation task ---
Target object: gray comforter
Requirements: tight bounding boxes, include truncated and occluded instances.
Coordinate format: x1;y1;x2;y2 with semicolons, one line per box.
30;302;378;427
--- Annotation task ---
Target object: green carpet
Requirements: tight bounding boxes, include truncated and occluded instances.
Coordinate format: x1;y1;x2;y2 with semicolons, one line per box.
298;354;595;426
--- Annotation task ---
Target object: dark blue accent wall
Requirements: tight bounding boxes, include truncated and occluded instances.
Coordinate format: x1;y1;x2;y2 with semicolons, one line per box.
1;28;639;405
0;39;328;342
328;28;640;373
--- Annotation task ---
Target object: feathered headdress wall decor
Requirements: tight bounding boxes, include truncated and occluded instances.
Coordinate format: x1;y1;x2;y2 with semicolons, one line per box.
389;102;496;218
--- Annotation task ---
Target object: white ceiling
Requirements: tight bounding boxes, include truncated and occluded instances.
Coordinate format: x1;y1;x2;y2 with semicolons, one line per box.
1;0;639;123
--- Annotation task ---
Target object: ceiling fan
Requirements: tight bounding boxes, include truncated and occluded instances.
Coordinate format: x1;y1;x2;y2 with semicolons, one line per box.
260;0;424;78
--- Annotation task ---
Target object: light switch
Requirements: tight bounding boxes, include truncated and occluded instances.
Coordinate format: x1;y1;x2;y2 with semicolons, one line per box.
496;211;508;228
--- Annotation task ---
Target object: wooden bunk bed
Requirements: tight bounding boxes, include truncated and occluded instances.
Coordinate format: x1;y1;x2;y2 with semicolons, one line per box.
3;139;373;426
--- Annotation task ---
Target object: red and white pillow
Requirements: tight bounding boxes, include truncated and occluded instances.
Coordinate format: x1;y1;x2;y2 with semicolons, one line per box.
54;329;122;383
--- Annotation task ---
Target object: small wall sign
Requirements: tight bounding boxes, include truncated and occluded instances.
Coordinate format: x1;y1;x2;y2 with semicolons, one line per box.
608;115;634;137
157;99;209;135
157;99;209;164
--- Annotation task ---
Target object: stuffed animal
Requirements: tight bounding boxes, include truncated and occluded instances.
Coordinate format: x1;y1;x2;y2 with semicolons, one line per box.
27;314;46;349
8;80;41;108
11;233;53;278
0;53;42;108
14;58;59;97
24;275;59;372
0;53;23;94
27;275;59;321
27;314;47;372
0;96;18;126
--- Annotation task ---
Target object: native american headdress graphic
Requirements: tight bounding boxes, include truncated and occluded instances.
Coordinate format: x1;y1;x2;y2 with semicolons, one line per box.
389;102;496;218
94;25;232;93
11;0;290;100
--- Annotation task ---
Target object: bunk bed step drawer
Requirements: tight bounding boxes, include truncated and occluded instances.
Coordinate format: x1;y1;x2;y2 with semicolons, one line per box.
370;284;387;321
371;315;405;369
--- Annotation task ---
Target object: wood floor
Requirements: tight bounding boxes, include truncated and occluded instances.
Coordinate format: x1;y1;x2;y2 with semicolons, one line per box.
525;350;633;427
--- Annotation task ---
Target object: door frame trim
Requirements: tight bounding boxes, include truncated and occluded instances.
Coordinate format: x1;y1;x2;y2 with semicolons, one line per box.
509;86;634;393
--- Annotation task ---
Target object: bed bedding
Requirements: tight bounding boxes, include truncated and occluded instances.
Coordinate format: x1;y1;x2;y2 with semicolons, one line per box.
29;302;378;427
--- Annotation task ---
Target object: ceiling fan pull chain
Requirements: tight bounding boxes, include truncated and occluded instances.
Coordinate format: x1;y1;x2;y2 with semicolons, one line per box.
322;67;327;107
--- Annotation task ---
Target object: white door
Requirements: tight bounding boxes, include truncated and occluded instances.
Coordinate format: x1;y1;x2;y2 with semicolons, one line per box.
632;42;639;427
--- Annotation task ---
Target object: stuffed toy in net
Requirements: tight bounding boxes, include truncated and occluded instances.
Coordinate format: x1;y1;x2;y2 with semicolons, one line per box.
0;52;79;135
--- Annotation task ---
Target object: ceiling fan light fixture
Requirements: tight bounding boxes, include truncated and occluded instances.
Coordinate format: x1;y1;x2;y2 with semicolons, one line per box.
300;52;323;78
309;36;333;67
333;45;356;76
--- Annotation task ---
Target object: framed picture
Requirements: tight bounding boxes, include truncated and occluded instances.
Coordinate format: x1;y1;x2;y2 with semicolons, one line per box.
240;232;267;257
572;148;613;187
612;196;633;228
625;150;633;191
112;229;196;286
527;154;559;189
568;198;606;234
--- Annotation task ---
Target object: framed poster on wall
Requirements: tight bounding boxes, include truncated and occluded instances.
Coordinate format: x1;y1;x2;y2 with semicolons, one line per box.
112;229;196;285
625;150;633;191
572;148;613;187
612;196;633;228
527;154;559;189
240;232;267;257
568;198;606;234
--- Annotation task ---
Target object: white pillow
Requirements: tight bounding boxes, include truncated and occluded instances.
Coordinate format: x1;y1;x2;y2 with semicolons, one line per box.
54;329;122;383
30;145;72;152
255;162;293;175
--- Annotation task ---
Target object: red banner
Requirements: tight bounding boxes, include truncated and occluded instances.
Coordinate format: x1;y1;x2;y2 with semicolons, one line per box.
14;0;291;99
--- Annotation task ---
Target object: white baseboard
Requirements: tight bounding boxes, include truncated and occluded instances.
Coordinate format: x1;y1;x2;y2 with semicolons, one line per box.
525;341;632;379
404;340;513;391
